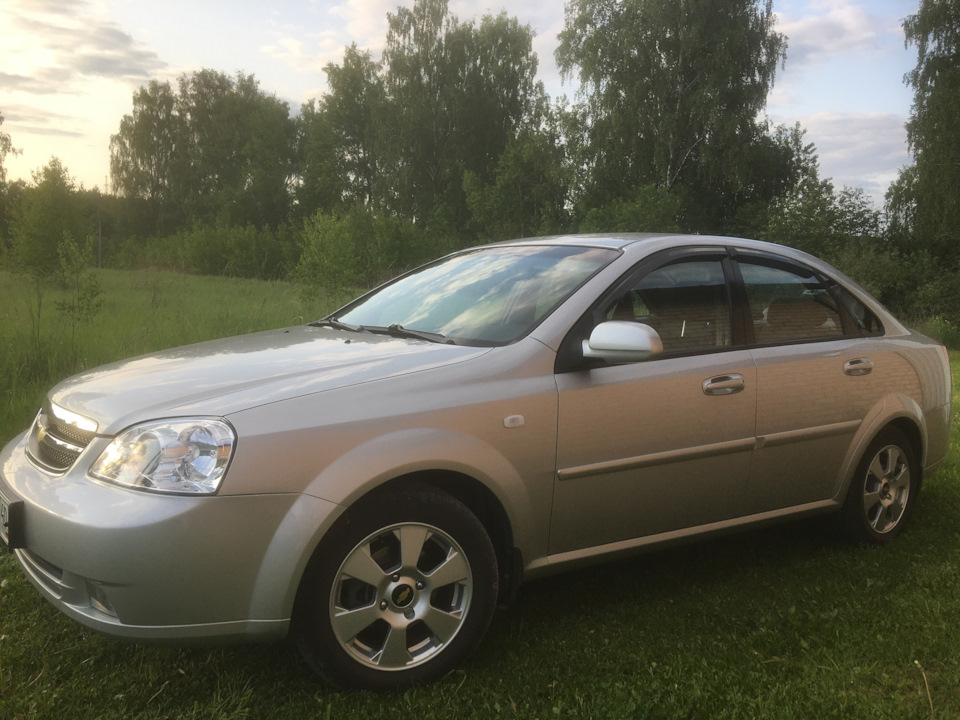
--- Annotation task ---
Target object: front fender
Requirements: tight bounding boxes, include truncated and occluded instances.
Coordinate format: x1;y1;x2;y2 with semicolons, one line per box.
301;426;545;558
248;425;554;621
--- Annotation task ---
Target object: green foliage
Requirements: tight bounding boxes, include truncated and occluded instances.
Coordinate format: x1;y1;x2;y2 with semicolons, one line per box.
755;139;960;322
109;221;299;279
463;124;572;241
110;71;295;234
763;178;881;259
0;110;20;249
11;1;957;334
579;184;683;234
897;0;960;262
174;221;299;278
925;315;960;349
556;0;789;233
5;159;96;356
10;159;92;282
0;109;21;246
295;46;385;218
377;0;546;232
0;108;16;187
108;80;179;233
295;207;436;292
54;232;103;353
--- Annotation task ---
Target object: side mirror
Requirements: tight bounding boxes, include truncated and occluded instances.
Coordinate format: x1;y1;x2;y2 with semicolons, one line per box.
582;321;663;364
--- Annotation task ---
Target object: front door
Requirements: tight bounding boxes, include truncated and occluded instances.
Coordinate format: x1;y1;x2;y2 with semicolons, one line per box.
550;254;757;555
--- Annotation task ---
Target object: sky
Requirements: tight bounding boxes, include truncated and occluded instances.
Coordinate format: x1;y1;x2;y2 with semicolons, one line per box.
1;0;919;206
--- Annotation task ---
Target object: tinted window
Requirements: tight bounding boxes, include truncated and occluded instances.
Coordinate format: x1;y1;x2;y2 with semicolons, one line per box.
828;280;884;336
739;260;843;343
604;259;731;353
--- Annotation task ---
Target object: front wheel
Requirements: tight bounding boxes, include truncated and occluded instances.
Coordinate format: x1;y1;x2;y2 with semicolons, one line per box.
841;427;919;545
293;485;498;690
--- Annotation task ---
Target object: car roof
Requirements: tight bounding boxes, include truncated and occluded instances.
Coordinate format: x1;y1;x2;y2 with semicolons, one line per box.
493;232;794;256
492;233;664;250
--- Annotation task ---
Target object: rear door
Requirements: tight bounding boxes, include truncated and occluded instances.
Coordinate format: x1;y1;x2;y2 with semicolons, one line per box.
736;253;889;511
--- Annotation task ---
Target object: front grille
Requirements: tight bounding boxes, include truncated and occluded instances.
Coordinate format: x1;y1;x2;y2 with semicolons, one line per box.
26;402;98;474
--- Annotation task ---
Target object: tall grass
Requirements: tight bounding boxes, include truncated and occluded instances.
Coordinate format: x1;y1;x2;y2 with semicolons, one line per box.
0;268;353;443
0;271;958;719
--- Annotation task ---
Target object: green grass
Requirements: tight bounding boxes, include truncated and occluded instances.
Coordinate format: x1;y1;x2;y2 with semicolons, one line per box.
1;271;958;719
0;268;351;442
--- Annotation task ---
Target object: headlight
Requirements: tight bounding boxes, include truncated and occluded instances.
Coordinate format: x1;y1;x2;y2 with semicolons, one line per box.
89;418;235;495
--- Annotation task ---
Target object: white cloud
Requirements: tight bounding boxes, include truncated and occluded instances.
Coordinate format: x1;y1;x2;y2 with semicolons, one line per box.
261;31;345;79
330;0;395;51
2;0;165;92
779;110;910;202
775;1;894;66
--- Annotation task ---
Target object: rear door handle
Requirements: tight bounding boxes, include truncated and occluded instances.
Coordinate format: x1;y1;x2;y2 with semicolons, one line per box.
844;358;873;376
702;374;745;396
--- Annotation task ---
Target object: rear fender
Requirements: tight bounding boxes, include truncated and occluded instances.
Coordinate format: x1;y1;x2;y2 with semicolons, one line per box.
834;393;926;503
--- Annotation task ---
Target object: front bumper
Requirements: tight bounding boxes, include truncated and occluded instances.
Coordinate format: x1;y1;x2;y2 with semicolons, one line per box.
1;431;340;643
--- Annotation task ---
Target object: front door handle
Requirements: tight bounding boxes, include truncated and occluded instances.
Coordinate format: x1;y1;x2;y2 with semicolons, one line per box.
844;358;874;376
702;374;745;396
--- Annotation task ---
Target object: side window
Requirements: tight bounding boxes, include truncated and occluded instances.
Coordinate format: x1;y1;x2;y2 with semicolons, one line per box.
603;259;731;353
827;280;884;336
739;260;843;343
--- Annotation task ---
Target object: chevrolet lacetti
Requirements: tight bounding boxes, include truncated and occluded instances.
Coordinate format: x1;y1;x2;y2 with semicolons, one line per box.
0;234;952;690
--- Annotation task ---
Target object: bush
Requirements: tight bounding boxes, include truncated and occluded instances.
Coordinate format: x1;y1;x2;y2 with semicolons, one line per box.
924;315;960;349
107;221;300;279
578;185;682;234
295;207;439;293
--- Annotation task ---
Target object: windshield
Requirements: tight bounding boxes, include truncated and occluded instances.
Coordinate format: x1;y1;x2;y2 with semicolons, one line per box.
334;245;618;346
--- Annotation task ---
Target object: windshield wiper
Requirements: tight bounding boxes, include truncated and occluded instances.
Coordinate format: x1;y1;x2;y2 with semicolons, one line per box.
308;318;369;333
374;324;454;344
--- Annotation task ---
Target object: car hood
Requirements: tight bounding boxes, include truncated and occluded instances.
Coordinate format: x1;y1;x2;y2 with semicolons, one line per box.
49;325;491;435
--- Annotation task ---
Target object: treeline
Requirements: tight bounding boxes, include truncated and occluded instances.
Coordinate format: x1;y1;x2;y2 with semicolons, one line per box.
1;0;958;331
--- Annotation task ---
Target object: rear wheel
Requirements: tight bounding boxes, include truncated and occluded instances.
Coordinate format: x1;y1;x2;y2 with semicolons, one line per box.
841;427;918;544
293;485;498;690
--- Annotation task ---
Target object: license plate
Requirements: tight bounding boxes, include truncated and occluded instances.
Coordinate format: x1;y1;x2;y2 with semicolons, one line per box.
0;496;10;547
1;495;24;550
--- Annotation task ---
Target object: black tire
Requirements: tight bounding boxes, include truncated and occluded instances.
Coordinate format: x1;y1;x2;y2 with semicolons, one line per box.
841;427;919;545
293;484;498;690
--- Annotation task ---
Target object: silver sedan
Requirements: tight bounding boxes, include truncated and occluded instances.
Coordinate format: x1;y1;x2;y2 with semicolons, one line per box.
0;234;952;690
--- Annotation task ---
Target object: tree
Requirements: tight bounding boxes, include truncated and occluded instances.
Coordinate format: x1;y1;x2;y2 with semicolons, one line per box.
0;108;22;247
109;81;180;234
0;108;19;188
463;119;572;241
10;158;95;352
176;70;295;227
12;159;92;280
380;0;545;232
556;0;788;232
578;184;683;234
896;0;960;262
110;70;295;233
295;45;386;217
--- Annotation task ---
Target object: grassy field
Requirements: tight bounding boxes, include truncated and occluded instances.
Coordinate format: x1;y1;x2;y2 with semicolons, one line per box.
0;268;349;443
1;269;958;719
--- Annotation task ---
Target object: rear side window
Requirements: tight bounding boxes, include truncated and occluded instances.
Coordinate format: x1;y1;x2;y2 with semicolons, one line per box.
827;280;884;336
738;260;843;344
